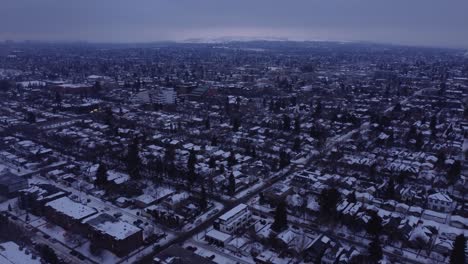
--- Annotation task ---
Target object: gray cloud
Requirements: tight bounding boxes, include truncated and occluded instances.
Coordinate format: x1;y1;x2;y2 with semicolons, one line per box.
1;0;467;47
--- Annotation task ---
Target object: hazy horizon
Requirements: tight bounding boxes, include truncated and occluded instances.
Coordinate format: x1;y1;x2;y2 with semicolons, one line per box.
1;0;468;49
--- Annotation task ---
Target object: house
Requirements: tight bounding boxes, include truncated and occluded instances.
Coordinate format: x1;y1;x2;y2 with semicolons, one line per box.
422;209;448;223
226;237;249;256
205;229;232;247
408;206;423;217
291;170;319;188
19;184;68;215
432;235;453;255
115;197;130;208
145;205;185;228
427;192;454;213
449;215;468;229
276;229;297;249
408;224;433;249
321;245;345;264
395;203;410;214
83;213;143;257
304;235;334;262
337;247;360;264
162;192;190;210
255;249;292;264
382;215;403;237
263;183;292;205
213;203;251;234
0;168;28;197
134;194;159;208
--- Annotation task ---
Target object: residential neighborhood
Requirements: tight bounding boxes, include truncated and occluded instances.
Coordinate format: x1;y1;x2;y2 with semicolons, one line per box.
0;40;467;264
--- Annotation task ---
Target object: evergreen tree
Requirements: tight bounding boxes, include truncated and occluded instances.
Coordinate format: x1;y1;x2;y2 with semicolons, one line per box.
449;234;466;264
211;136;218;146
200;185;208;210
366;212;383;237
397;172;407;184
225;96;230;114
187;150;196;171
54;91;62;106
104;107;113;126
187;149;197;184
208;156;216;168
40;245;59;264
259;192;266;204
447;160;462;184
271;200;288;232
439;82;446;95
368;237;383;263
205;118;210;130
430;115;437;131
164;145;176;164
293;137;301;152
0;79;11;91
387;129;395;147
95;163;108;186
26;112;36;123
271;158;279;171
318;188;340;219
93;80;102;93
294;116;301;133
315;100;322;116
167;162;176;179
232;117;240;132
369;164;377;179
244;144;251;156
415;132;424;150
8;204;12;211
126;138;141;179
279;150;290;169
228;172;236;195
228;152;237;167
282;114;291;131
348;191;357;203
385;178;395;199
436;151;446;168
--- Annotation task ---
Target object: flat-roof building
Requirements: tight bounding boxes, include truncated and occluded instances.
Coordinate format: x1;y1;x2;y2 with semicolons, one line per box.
214;203;251;234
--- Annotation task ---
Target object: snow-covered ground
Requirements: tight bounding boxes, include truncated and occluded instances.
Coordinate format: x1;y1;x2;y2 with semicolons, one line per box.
184;239;255;264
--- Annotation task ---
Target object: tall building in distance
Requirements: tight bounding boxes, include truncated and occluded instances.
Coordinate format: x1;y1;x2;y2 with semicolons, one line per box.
131;87;177;105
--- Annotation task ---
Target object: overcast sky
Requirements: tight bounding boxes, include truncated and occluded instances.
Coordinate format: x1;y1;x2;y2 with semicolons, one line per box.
1;0;468;48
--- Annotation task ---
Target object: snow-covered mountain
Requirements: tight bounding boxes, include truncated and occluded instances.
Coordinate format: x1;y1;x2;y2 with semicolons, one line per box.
179;36;292;44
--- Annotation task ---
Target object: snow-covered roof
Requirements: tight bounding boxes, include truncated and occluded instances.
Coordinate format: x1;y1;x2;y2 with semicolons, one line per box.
428;192;452;203
45;197;97;220
58;83;90;89
219;203;248;222
278;229;297;244
206;229;231;242
0;241;41;264
84;213;141;240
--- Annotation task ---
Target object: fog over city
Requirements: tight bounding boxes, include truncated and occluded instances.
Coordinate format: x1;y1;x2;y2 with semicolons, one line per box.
1;0;468;47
